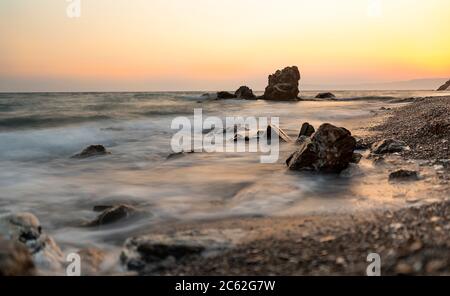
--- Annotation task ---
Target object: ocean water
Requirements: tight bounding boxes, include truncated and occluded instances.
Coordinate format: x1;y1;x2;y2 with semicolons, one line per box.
0;90;449;272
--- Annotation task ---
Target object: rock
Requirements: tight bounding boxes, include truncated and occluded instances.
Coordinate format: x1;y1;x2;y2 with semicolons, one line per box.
121;229;238;273
389;170;419;181
216;91;236;99
315;92;336;99
437;79;450;91
84;204;141;227
263;66;301;101
0;236;36;276
167;150;195;160
355;138;370;150
72;145;111;159
0;213;64;271
371;139;408;154
234;86;256;100
296;135;309;145
266;124;294;143
298;122;315;138
350;153;363;164
286;123;356;173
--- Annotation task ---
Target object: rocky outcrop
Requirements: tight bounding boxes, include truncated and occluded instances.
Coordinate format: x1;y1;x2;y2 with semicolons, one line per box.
315;92;336;99
235;86;256;100
0;236;36;276
437;79;450;91
84;204;142;227
371;139;408;154
263;66;301;101
0;213;64;271
286;123;356;173
72;145;111;159
216;91;236;99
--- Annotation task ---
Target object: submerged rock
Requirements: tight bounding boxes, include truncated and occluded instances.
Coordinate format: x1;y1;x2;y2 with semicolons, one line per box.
298;122;315;138
72;145;111;159
84;204;141;227
350;153;363;164
216;91;236;99
263;66;301;101
0;236;36;276
166;150;195;160
371;139;408;154
315;92;336;99
78;248;106;275
286;123;356;173
121;229;242;273
437;79;450;91
266;124;294;143
389;170;419;181
0;213;64;271
235;86;256;100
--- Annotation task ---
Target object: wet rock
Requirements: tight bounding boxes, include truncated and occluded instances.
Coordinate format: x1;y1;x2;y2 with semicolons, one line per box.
235;86;256;100
121;229;239;273
355;138;371;150
0;213;64;271
84;204;141;227
389;170;419;181
0;236;36;276
263;66;301;101
371;139;408;154
72;145;111;159
437;79;450;91
286;123;356;173
350;153;363;164
216;91;236;99
266;124;293;143
315;92;336;99
298;122;315;138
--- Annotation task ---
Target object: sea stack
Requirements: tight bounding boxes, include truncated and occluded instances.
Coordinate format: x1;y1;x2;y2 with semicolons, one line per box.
437;79;450;91
263;66;301;101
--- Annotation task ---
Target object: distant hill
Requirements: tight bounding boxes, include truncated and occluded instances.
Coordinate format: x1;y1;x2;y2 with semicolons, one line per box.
302;78;449;91
437;79;450;91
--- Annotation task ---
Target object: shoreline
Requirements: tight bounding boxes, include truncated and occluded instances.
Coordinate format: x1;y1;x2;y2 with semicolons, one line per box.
152;96;450;276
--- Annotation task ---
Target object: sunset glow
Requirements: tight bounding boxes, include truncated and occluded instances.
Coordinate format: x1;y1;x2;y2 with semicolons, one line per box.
1;0;449;91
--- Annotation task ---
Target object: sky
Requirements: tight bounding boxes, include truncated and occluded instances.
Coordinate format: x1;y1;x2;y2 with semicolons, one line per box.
0;0;449;91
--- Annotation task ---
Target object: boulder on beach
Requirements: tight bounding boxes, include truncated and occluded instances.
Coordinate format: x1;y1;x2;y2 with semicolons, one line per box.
0;236;36;276
72;145;111;159
0;213;64;271
315;92;336;99
371;139;408;154
235;86;256;100
263;66;301;101
216;91;236;99
84;204;141;227
437;79;450;91
286;123;356;173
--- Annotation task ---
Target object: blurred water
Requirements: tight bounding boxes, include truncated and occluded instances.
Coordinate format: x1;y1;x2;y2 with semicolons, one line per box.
0;91;448;257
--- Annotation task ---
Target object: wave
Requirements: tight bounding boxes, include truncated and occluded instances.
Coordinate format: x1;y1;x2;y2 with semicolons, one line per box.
0;115;112;131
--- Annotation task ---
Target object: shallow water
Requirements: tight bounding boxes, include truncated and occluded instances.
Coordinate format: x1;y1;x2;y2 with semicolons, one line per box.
0;90;448;273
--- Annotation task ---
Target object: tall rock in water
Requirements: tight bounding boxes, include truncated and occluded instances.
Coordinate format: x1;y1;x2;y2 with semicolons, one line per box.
437;79;450;91
263;66;301;101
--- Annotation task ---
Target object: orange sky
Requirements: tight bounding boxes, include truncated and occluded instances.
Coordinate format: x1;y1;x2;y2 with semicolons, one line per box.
0;0;449;91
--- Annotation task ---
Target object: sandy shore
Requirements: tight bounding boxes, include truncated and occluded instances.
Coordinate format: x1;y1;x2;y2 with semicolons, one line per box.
153;96;450;276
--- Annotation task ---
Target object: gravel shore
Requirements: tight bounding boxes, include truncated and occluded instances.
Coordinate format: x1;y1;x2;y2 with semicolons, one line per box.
158;96;450;276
